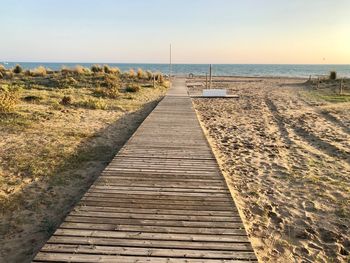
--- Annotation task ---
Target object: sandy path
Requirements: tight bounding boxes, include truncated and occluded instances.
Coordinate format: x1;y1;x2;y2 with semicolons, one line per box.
192;77;350;263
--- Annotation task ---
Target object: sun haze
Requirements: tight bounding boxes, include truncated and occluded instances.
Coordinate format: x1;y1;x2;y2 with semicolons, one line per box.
1;0;349;64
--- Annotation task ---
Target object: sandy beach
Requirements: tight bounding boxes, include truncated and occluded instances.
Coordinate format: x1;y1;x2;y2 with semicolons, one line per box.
191;77;350;262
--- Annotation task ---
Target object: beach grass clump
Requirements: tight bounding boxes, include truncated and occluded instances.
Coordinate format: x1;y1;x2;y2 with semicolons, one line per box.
0;85;21;113
145;70;153;80
13;64;23;74
60;95;72;105
155;73;165;84
31;66;47;77
91;64;103;73
329;71;337;80
128;69;136;78
101;75;119;88
125;84;140;93
93;86;120;99
110;67;121;75
137;68;145;79
103;65;113;74
0;64;6;72
76;98;107;110
74;65;89;75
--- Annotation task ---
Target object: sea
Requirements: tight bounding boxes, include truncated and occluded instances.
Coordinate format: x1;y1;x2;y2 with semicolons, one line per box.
1;62;349;78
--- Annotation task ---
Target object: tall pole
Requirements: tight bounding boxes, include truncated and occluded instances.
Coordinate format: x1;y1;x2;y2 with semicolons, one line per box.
169;44;172;87
209;64;212;89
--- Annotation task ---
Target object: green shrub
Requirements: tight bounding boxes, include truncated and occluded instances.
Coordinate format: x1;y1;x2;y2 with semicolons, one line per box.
103;65;112;74
60;96;72;105
77;98;107;110
0;86;20;112
91;64;103;73
13;64;23;74
329;71;337;80
125;84;140;93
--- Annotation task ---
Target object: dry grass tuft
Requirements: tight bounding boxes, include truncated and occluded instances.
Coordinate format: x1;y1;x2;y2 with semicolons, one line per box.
0;64;6;72
128;68;136;78
60;96;72;105
76;98;108;110
125;84;140;93
31;66;47;77
137;68;145;79
0;86;21;112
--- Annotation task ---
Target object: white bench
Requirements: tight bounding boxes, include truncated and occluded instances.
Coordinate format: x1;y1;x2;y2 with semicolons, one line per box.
202;89;227;97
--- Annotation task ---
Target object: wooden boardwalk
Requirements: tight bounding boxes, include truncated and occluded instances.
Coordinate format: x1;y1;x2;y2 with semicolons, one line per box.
33;79;257;262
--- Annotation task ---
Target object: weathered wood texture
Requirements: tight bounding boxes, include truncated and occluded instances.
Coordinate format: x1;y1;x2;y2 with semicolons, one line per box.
33;79;257;262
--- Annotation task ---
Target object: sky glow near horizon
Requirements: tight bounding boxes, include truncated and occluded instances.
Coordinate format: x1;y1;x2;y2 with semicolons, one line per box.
1;0;349;64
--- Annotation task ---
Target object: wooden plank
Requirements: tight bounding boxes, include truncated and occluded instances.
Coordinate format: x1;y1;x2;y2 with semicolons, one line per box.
34;252;256;262
60;223;247;235
64;216;245;228
72;206;237;216
40;244;257;260
53;229;250;243
68;211;241;222
46;236;254;251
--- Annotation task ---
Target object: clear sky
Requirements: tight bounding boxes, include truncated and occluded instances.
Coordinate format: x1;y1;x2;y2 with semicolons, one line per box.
1;0;349;64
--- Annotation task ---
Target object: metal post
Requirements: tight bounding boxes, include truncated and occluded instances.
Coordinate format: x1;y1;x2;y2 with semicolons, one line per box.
169;44;172;87
340;78;343;95
205;73;208;89
209;64;212;89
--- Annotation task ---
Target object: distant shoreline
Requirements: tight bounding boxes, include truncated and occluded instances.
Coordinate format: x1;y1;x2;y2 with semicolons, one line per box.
1;62;349;78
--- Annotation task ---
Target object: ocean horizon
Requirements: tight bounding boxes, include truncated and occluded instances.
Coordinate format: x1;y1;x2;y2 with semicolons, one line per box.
1;62;350;78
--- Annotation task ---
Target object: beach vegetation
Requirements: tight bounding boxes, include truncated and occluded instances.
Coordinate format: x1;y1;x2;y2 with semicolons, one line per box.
0;64;6;72
31;66;47;77
145;70;153;80
91;64;103;73
125;84;140;93
137;68;145;79
128;68;136;78
60;95;72;105
76;98;108;110
13;64;23;74
23;95;42;103
0;85;21;113
329;71;337;80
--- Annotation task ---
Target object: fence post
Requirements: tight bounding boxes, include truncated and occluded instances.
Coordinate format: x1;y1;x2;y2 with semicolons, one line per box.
205;73;208;89
340;78;343;95
209;64;212;89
